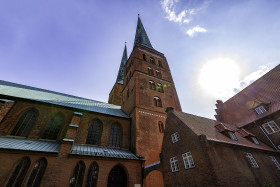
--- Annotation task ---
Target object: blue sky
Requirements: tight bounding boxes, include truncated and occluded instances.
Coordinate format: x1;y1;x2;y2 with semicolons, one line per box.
1;0;280;119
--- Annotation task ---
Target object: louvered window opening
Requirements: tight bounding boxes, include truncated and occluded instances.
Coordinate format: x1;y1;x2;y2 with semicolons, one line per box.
109;124;121;147
26;158;47;187
86;162;99;187
42;113;64;140
86;120;102;145
149;81;156;90
11;110;37;137
157;83;164;93
6;157;30;187
70;161;85;187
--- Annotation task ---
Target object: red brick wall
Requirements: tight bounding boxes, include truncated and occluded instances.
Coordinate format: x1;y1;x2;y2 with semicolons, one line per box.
108;83;123;106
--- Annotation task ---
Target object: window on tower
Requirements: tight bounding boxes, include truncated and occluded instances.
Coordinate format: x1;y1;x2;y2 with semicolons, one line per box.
155;70;162;78
149;81;156;90
158;61;163;68
158;121;164;133
154;96;162;107
157;83;164;93
143;54;147;61
147;67;154;75
150;57;155;64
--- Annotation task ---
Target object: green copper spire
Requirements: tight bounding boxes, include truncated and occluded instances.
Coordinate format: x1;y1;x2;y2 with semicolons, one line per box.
133;15;153;49
116;43;128;84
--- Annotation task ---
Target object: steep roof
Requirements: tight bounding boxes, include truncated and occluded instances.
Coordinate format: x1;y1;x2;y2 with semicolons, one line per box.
215;64;280;126
172;110;276;152
133;15;153;49
0;80;129;118
116;44;128;84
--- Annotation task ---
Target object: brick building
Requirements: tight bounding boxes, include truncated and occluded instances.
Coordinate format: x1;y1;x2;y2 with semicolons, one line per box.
159;109;280;186
0;16;181;187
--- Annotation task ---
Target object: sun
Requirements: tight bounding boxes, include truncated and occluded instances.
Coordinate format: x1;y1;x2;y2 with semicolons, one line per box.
198;57;240;99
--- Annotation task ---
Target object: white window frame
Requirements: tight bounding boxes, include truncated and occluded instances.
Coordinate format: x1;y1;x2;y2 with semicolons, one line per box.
270;156;280;170
262;121;280;134
171;132;179;143
228;132;238;141
251;137;260;145
255;105;267;115
182;152;195;169
170;156;179;172
245;153;259;168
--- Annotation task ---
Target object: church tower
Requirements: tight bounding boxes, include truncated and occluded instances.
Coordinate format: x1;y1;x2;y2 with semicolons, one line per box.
115;15;182;186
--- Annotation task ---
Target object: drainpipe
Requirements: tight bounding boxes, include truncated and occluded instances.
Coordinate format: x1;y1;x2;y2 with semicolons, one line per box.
259;124;279;152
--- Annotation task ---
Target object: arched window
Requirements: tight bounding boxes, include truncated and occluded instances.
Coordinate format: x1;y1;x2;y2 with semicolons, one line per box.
107;165;127;187
109;123;121;147
158;121;164;133
149;81;156;90
150;57;155;64
42;113;64;140
154;97;162;107
26;158;47;187
6;157;30;187
147;67;154;75
158;61;163;67
11;109;37;137
70;161;85;187
155;70;162;78
143;54;147;61
86;119;102;145
157;83;164;93
86;162;99;187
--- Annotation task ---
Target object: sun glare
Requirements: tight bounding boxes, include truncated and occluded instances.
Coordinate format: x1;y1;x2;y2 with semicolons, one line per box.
198;58;240;99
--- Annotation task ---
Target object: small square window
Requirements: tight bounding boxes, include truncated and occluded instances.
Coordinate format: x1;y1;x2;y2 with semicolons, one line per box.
255;106;267;115
170;156;179;172
182;152;195;169
171;132;179;143
228;132;238;141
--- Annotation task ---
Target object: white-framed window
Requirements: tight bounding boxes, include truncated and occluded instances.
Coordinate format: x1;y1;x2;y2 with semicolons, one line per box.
269;156;280;170
171;132;179;143
251;137;260;145
245;153;259;168
255;105;267;115
228;132;238;141
170;156;179;172
262;121;280;134
182;152;195;169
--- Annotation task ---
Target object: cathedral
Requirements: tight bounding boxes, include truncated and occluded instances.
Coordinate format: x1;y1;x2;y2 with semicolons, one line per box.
0;15;280;187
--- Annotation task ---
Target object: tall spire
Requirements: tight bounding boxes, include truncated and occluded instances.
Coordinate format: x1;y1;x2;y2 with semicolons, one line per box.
133;15;153;49
116;43;128;84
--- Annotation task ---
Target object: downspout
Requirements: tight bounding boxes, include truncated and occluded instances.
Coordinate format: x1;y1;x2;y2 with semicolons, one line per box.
259;124;279;152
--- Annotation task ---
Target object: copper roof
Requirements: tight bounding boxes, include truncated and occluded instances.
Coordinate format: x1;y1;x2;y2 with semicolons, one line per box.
173;110;276;152
215;64;280;127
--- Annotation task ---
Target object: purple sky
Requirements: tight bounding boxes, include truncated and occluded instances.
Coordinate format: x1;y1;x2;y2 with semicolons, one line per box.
1;0;280;119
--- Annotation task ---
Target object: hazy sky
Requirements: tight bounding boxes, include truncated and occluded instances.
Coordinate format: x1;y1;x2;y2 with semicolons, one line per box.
1;0;280;119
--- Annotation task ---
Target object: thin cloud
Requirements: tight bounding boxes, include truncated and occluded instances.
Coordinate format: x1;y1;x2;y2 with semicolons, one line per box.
233;65;270;93
186;26;207;37
161;0;209;37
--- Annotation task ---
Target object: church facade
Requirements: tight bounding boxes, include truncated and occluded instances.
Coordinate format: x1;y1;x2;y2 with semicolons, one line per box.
0;16;179;187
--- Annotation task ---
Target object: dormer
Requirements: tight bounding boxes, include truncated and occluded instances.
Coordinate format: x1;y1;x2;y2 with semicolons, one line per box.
238;128;260;145
252;103;270;115
215;123;238;141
